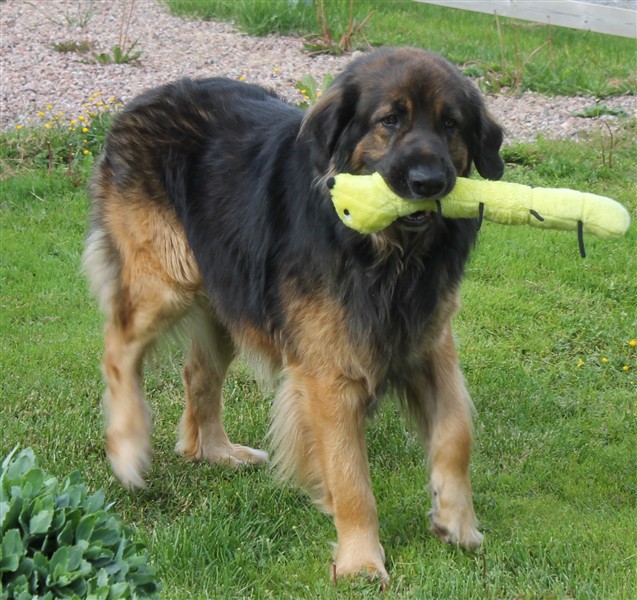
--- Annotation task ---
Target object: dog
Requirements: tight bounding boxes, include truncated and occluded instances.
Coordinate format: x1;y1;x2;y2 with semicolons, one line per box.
83;47;504;581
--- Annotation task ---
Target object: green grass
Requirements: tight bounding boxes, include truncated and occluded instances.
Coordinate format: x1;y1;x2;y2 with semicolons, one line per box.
2;121;636;598
2;5;637;595
165;0;637;96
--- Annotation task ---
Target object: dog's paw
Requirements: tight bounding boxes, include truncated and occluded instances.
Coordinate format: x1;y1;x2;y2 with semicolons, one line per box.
177;438;268;467
223;444;269;466
429;508;483;550
107;433;151;489
333;539;388;583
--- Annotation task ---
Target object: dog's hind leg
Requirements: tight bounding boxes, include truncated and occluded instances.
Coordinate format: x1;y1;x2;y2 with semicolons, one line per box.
84;179;200;489
176;304;269;466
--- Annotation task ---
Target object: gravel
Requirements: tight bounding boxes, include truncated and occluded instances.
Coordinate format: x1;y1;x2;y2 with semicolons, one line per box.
2;0;635;143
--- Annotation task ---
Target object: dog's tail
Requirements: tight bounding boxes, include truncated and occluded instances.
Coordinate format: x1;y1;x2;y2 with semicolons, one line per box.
82;159;122;316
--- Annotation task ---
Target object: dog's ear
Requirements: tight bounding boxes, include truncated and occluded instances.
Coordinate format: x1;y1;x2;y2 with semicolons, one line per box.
299;78;359;174
469;103;505;181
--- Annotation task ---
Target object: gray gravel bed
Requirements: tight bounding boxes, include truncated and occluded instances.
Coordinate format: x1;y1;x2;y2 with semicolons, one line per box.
2;0;635;144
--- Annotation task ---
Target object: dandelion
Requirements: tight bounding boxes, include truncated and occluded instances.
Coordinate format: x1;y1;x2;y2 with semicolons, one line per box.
83;149;90;155
623;365;630;371
15;124;23;131
82;127;89;133
601;357;608;363
38;111;45;117
78;115;86;121
577;359;584;367
70;119;77;125
46;104;53;110
238;75;246;81
630;339;636;348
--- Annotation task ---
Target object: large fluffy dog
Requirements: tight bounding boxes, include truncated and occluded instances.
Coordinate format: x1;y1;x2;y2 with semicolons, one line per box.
84;47;504;580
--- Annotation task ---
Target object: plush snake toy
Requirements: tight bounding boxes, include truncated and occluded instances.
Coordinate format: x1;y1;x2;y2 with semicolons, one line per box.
327;172;630;257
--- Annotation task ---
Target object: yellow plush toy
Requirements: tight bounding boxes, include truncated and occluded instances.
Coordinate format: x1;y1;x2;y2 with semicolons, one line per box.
327;172;630;256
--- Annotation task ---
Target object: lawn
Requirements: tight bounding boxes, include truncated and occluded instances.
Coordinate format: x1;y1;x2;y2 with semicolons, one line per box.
2;2;636;598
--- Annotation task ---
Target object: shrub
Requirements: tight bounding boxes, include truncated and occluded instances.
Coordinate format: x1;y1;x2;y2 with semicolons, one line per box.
1;448;159;599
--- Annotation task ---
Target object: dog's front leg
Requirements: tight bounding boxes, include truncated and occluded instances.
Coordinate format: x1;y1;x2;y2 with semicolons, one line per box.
407;323;483;550
292;369;388;581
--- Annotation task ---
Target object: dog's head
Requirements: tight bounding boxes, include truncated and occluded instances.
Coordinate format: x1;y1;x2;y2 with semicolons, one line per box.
301;48;504;229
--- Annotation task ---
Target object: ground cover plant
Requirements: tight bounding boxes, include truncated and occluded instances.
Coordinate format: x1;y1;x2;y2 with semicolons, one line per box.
1;448;159;599
2;3;636;598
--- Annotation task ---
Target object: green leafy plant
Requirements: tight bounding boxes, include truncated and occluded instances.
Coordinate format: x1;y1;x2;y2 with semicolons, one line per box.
0;448;160;599
572;104;629;119
295;73;334;109
92;41;142;65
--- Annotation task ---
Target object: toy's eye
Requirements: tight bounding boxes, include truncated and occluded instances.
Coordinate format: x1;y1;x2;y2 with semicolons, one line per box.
380;114;399;128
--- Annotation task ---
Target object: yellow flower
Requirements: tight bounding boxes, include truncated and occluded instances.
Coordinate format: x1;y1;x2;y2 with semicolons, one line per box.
623;365;630;371
601;357;608;363
78;115;86;121
46;104;53;110
15;124;22;130
38;111;45;117
70;119;77;125
273;67;279;73
82;127;89;133
238;75;246;81
630;339;636;348
577;359;584;367
83;149;90;155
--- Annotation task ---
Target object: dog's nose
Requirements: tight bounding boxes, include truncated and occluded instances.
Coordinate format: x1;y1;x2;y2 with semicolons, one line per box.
407;167;447;199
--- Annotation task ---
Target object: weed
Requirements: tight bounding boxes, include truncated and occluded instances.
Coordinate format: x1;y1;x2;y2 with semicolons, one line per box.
52;40;93;54
92;0;142;65
92;40;142;65
302;0;375;56
573;104;629;119
295;74;334;108
2;94;120;182
25;0;97;28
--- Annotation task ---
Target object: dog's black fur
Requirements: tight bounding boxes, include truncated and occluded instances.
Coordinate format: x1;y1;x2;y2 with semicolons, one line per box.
100;48;503;387
87;47;505;579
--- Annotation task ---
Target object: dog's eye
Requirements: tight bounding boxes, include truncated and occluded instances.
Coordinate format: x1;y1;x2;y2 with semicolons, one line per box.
444;117;457;131
380;114;399;128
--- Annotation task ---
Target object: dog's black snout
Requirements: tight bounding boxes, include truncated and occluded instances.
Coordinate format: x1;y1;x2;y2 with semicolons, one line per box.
407;167;447;199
